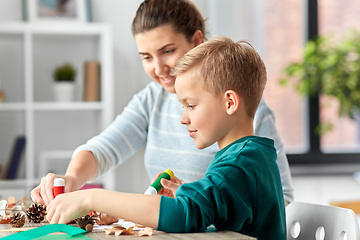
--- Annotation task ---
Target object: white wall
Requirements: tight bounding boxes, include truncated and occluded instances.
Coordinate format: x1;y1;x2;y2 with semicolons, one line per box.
0;0;264;193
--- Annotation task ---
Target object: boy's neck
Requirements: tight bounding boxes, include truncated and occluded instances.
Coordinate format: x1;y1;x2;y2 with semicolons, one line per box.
217;116;254;150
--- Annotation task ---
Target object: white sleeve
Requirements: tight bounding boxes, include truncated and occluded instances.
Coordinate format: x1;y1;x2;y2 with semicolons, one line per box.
71;83;157;181
254;99;294;203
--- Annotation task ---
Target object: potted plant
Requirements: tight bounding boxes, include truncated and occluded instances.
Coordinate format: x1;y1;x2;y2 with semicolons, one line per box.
279;29;360;134
52;63;77;102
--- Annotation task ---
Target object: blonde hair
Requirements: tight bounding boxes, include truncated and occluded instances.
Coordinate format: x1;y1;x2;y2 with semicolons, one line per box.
171;36;267;117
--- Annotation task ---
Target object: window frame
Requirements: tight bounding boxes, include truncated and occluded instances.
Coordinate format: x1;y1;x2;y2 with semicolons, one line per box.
286;0;360;170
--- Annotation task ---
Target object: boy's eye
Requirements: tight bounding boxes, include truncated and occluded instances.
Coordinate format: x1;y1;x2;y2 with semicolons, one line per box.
188;105;195;110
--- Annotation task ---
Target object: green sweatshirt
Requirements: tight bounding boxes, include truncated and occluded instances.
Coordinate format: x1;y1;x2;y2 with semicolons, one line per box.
157;136;286;240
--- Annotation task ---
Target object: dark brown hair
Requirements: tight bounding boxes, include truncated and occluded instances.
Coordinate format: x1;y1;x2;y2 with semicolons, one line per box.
132;0;206;43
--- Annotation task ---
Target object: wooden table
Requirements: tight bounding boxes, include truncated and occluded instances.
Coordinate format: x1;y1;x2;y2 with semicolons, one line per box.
0;223;256;239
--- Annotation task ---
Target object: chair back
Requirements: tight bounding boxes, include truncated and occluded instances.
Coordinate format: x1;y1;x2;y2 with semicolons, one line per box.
286;202;360;240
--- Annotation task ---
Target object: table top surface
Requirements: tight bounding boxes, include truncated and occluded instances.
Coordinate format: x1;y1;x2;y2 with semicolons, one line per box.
0;223;256;240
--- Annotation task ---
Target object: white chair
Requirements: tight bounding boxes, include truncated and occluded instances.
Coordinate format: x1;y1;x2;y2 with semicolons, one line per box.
286;202;360;240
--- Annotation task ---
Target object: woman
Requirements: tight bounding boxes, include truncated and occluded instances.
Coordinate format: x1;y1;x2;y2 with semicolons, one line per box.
31;0;294;206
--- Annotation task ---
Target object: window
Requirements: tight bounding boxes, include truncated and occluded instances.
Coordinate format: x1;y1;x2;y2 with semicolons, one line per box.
263;0;360;167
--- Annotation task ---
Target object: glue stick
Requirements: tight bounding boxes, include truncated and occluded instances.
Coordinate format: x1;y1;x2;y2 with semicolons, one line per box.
54;178;65;197
144;169;174;195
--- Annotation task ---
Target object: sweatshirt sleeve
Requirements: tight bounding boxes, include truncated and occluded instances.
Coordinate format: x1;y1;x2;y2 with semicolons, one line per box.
157;166;254;233
72;82;159;180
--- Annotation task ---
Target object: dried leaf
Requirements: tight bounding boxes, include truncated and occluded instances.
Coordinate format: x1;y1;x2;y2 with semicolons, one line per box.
0;218;12;224
122;226;135;235
105;226;135;236
135;223;146;228
114;229;125;236
105;228;115;235
135;227;153;237
7;197;15;205
112;225;125;230
95;213;118;225
7;203;15;209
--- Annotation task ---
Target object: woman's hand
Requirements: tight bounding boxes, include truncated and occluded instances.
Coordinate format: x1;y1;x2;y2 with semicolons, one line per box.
152;172;184;198
46;190;92;224
31;173;79;206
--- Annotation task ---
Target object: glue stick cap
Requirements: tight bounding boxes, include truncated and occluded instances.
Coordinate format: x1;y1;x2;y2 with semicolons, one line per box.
54;178;65;187
164;169;174;178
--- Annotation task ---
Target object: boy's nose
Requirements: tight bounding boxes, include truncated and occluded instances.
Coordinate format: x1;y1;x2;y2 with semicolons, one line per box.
180;113;189;125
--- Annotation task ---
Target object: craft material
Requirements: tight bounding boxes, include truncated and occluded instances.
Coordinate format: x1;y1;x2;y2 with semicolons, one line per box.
0;200;7;218
10;205;22;217
144;169;174;195
76;214;95;231
25;203;46;223
95;213;118;225
54;178;65;197
10;212;26;228
0;90;3;103
104;225;153;237
0;218;11;224
0;223;90;240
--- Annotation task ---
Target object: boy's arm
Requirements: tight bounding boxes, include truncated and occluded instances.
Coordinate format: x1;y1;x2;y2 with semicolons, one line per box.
46;189;161;229
90;190;161;228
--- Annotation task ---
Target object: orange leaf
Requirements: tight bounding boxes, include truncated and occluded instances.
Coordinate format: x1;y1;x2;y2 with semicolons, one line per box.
95;213;118;225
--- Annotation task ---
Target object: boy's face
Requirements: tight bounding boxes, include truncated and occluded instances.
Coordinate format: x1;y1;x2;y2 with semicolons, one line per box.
175;70;229;149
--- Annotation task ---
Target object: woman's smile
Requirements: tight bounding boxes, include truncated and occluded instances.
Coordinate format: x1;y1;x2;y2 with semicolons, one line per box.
159;76;175;85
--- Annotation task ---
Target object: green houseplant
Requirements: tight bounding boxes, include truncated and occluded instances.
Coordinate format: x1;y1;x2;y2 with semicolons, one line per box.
279;29;360;134
53;63;77;82
52;63;77;102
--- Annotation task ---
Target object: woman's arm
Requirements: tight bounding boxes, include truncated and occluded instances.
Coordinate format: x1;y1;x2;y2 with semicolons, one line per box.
31;83;160;206
65;151;97;189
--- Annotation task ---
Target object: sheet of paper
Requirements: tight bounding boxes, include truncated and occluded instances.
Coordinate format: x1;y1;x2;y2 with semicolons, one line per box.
92;219;144;232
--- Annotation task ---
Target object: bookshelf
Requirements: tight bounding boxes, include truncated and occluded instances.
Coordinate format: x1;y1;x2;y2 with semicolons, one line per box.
0;23;115;199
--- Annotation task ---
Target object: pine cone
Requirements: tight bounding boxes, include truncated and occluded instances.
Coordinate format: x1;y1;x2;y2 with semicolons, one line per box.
76;214;95;231
25;203;46;223
10;212;26;228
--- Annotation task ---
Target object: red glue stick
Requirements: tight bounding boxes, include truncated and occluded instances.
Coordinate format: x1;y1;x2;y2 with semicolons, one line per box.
54;178;65;197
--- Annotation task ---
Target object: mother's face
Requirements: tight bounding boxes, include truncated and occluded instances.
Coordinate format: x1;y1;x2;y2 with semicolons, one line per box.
135;24;201;93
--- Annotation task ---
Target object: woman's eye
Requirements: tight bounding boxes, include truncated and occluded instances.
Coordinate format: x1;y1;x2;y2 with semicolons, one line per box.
188;105;195;110
141;55;151;61
164;49;174;54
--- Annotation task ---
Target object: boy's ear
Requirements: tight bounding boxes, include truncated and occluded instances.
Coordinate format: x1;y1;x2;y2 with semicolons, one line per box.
224;90;241;115
192;30;203;47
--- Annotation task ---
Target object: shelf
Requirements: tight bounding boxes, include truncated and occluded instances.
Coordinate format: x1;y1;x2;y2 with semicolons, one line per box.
0;103;25;111
0;22;110;36
0;179;26;188
33;102;103;111
0;102;103;111
0;23;115;194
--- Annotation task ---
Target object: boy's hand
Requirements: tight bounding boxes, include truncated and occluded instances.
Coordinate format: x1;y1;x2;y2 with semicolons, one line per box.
46;190;92;224
152;172;184;198
31;173;78;206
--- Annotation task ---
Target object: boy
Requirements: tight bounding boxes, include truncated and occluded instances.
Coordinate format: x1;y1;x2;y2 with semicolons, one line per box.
46;36;286;240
